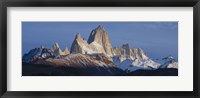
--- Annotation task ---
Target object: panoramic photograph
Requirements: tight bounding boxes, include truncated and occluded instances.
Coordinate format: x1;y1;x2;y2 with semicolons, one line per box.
22;22;178;76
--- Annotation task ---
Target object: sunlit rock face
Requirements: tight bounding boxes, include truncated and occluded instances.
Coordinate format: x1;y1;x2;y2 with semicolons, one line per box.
112;44;160;71
87;25;113;56
22;25;178;76
71;25;113;57
62;47;69;55
70;33;88;54
52;42;69;56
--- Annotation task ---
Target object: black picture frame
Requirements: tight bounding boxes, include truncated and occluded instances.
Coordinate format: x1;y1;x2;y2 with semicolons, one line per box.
0;0;199;98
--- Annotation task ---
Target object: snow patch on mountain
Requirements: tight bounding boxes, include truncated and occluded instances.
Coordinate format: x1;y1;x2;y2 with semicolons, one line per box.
158;56;178;69
22;25;178;74
71;25;113;57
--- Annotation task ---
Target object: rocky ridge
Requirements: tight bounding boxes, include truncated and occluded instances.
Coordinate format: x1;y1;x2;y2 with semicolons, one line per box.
22;25;178;75
71;25;113;57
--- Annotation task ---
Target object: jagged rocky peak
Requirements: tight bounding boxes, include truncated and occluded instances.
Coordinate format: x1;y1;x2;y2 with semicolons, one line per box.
52;42;60;51
75;32;83;40
138;48;148;60
52;42;61;56
40;45;45;49
51;42;69;56
122;43;130;49
121;43;132;56
70;33;86;54
159;55;178;69
87;25;113;56
112;45;149;61
70;31;107;55
22;45;55;63
97;25;104;29
63;47;69;55
112;47;122;55
74;32;88;43
132;48;148;60
162;55;175;61
88;25;106;44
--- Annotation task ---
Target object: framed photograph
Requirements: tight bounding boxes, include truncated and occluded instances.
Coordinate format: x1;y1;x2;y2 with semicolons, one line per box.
0;0;199;98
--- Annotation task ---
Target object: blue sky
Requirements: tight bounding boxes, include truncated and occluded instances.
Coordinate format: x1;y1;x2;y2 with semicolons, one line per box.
22;22;178;60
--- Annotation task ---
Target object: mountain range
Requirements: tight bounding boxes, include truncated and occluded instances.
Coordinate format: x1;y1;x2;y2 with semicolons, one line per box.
22;25;178;76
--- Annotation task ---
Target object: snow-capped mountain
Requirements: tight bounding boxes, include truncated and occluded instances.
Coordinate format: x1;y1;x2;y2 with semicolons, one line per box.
22;25;178;75
157;56;178;69
88;25;113;56
38;53;116;68
71;25;113;57
112;44;160;71
24;53;125;75
22;45;55;63
52;42;69;56
22;43;69;63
